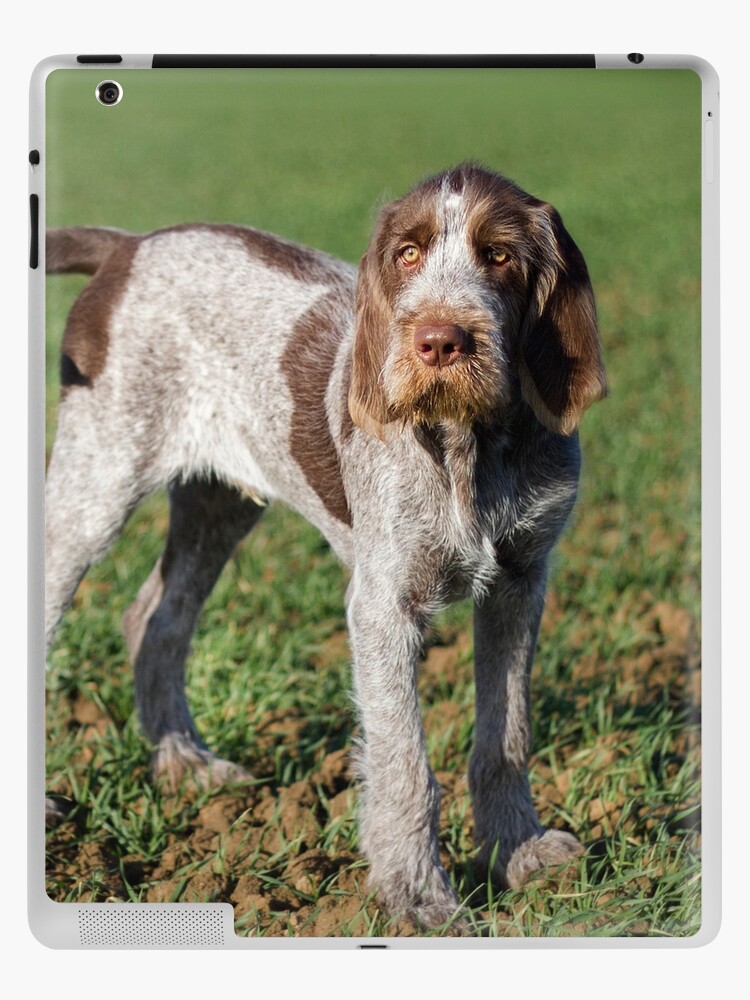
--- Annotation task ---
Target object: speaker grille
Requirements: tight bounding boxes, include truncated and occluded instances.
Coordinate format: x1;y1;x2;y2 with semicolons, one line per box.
78;907;226;947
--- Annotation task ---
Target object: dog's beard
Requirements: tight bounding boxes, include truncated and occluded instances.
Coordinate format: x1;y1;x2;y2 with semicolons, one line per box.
383;332;509;428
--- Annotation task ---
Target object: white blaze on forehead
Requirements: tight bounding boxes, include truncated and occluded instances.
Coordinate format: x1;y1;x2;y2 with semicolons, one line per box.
417;181;473;284
438;182;474;265
440;179;468;233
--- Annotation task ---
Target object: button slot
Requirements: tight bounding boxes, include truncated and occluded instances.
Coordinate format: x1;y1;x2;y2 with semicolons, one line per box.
29;194;39;269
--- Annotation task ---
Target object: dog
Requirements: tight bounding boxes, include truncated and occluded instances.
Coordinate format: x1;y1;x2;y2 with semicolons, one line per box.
45;163;606;929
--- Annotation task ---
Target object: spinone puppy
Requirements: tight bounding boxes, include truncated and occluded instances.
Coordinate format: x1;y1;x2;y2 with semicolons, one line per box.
45;163;606;927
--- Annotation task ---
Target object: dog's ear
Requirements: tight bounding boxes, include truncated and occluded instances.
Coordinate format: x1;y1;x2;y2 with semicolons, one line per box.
520;204;607;435
348;213;397;439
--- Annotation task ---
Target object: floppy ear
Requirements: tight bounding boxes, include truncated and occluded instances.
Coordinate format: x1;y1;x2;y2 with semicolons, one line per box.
520;204;607;435
348;217;396;439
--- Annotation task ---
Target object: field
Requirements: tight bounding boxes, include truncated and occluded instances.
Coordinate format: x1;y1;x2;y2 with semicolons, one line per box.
43;68;702;937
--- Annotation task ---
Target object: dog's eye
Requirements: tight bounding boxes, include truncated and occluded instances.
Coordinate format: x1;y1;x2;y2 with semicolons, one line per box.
398;245;421;267
486;248;510;267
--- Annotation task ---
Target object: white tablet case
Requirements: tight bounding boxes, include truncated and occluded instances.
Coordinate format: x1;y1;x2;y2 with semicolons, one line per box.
28;54;720;948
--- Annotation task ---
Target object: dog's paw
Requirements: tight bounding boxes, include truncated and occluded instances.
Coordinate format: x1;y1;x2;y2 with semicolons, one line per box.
152;734;252;794
377;868;467;932
504;829;584;889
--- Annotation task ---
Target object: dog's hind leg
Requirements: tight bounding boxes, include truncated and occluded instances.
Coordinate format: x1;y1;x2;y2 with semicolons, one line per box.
122;475;265;792
45;403;158;652
44;399;162;827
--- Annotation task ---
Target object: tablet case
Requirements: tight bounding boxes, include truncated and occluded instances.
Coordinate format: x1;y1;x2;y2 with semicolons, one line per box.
28;54;720;948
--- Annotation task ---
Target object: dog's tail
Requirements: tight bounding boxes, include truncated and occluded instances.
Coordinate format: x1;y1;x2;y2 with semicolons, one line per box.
46;227;137;275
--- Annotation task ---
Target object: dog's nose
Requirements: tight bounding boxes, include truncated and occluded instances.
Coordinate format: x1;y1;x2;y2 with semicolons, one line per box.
413;325;469;367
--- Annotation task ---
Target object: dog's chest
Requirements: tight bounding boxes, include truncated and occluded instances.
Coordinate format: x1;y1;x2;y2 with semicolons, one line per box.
414;425;577;600
344;421;578;606
438;471;524;600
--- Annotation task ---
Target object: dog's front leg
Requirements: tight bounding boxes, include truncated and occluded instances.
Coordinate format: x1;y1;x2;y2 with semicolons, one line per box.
470;566;583;889
347;570;461;929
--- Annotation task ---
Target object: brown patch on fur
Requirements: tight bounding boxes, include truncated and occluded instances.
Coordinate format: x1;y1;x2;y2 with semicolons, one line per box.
59;237;139;393
281;295;352;527
236;228;332;282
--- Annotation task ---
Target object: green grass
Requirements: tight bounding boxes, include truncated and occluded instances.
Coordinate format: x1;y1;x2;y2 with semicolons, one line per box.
43;68;702;937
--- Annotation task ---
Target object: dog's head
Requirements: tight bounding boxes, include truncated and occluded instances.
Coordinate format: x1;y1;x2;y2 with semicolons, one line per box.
349;163;606;438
